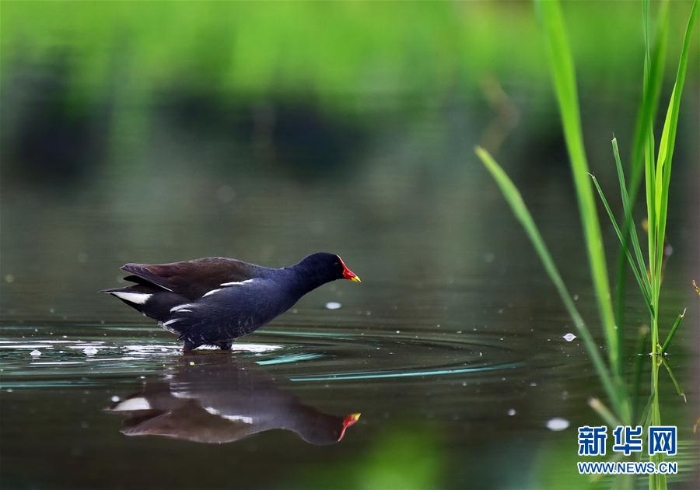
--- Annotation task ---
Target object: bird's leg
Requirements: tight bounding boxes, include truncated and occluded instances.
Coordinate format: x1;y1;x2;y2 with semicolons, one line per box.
216;340;233;351
182;340;197;353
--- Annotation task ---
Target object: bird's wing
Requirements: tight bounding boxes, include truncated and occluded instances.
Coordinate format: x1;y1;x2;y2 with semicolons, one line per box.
164;278;284;347
120;401;257;443
121;257;261;300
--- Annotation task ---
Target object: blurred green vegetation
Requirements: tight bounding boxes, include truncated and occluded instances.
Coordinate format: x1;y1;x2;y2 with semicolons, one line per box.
2;0;696;110
295;422;445;490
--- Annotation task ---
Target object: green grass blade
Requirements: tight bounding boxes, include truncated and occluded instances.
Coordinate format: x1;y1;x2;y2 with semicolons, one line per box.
590;175;652;311
641;0;668;328
612;138;649;291
660;357;687;403
629;0;669;203
589;398;622;428
653;0;698;279
535;0;621;384
660;309;686;354
476;146;623;417
632;325;650;425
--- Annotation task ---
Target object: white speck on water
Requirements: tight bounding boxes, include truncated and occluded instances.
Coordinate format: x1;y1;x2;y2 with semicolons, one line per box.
508;409;516;416
546;418;570;431
49;308;55;314
325;302;342;310
563;333;577;342
111;396;120;403
456;330;462;334
396;330;400;334
83;346;98;355
530;382;538;387
498;309;504;314
30;350;41;357
573;294;579;301
5;274;15;283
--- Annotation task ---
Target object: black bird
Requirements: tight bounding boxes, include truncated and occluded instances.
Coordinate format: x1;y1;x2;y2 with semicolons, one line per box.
102;252;361;351
106;356;361;445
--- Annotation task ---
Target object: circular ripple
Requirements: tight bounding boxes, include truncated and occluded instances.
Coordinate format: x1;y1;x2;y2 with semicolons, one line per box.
0;323;587;389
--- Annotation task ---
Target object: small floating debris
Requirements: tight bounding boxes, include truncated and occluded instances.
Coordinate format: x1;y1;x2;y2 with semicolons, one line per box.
325;301;342;310
563;333;577;342
546;417;570;431
83;346;99;356
30;349;41;357
111;396;120;403
508;409;516;416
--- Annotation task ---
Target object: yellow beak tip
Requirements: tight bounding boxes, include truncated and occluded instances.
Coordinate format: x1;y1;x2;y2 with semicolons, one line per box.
351;276;361;283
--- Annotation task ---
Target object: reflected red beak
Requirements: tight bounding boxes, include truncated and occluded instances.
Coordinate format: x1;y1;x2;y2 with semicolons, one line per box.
338;256;361;283
338;413;361;441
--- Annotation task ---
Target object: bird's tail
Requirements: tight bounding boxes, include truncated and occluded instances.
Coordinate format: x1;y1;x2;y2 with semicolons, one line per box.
101;285;187;323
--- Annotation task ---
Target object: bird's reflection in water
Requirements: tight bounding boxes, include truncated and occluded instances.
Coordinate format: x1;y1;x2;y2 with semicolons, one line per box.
106;355;360;445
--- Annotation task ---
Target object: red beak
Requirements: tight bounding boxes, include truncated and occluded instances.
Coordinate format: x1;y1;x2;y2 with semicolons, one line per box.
338;413;361;441
338;256;361;283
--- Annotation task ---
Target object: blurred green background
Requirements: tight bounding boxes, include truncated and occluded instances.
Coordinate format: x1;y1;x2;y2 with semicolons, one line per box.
2;0;698;187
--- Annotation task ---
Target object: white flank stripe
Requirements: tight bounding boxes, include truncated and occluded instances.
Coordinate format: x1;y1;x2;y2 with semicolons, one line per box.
220;279;255;287
222;415;253;424
203;288;221;297
171;391;192;399
170;303;195;313
204;406;221;415
162;319;181;327
112;397;151;411
111;292;152;305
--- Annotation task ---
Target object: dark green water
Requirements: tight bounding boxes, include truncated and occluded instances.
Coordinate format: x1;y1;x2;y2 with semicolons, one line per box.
1;159;698;488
